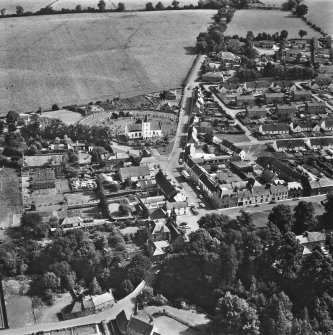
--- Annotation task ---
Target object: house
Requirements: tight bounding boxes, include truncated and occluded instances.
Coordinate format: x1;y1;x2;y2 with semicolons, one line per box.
218;83;243;95
290;121;320;133
236;94;256;108
246;106;267;119
127;316;157;335
199;173;221;199
163;201;189;216
292;90;312;101
115;310;131;335
244;81;270;93
270;184;288;201
284;48;304;60
304;101;326;114
220;139;246;160
139;156;158;170
321;119;333;131
309;178;333;196
155;170;178;200
254;40;275;49
251;185;272;204
147;219;171;242
275;104;297;117
270;81;297;93
237;189;253;206
259;123;289;135
190;164;205;185
69;142;94;152
125;116;162;139
119;166;150;182
216;51;241;63
165;90;177;100
147;240;170;261
264;93;284;104
287;181;303;198
61;217;82;229
296;231;327;257
202;72;224;82
307;78;332;91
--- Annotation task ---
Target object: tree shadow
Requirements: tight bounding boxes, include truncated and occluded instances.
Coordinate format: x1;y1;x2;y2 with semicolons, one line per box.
184;46;197;55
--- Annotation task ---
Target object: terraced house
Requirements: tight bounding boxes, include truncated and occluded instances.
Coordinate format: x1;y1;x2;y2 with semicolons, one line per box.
259;123;289;135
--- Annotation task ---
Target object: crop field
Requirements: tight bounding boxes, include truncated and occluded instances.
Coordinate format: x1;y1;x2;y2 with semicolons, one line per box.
0;0;200;13
0;168;22;228
0;10;214;114
225;9;322;38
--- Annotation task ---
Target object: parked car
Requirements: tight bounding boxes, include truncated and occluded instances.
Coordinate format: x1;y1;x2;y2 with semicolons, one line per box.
196;186;200;191
198;194;203;199
199;202;206;208
191;207;199;215
189;203;195;207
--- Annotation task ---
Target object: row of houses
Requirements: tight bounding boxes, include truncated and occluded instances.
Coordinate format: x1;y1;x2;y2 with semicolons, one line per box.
269;137;333;152
259;118;333;135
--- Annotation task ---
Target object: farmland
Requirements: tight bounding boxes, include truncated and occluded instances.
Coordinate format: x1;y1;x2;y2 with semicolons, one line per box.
0;168;22;228
225;9;322;38
0;10;214;114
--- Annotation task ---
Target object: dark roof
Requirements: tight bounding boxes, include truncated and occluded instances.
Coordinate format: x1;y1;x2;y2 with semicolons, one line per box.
221;139;243;154
270;185;288;193
236;94;255;101
265;93;284;98
155;170;178;199
276;139;306;149
305;102;326;108
247;106;267;112
293;90;312;96
276;104;297;110
150;121;161;131
135;119;143;124
325;119;333;128
293;121;318;128
127;124;142;132
271;80;294;88
262;123;289;132
120;166;150;179
116;310;130;334
192;164;204;178
127;317;154;335
149;207;167;220
252;185;270;196
199;173;218;193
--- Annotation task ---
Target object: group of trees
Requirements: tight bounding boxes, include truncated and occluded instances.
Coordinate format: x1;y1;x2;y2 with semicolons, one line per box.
282;0;308;17
1;220;151;304
261;62;315;79
154;201;333;334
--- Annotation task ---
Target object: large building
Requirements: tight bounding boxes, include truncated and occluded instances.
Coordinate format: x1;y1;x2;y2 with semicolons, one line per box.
125;115;162;139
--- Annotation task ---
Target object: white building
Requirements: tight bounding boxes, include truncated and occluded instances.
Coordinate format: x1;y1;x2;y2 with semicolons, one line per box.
124;115;162;139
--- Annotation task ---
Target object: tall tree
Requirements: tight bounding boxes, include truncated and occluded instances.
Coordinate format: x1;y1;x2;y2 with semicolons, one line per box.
155;2;164;9
145;2;155;10
268;204;293;233
293;201;317;234
97;0;106;11
117;2;125;11
298;29;308;39
280;29;289;40
171;0;180;9
246;31;254;48
214;291;260;335
295;4;308;16
16;5;24;15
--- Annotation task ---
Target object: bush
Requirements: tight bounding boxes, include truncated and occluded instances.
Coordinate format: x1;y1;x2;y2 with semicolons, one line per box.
52;104;60;111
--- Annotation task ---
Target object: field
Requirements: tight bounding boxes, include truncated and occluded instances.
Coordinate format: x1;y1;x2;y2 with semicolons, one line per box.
41;110;83;125
0;10;214;114
0;168;22;228
225;9;322;38
0;0;200;13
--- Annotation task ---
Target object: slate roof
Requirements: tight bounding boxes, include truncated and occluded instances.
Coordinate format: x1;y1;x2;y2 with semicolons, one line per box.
164;201;188;210
116;310;131;334
127;317;154;335
185;156;196;169
270;185;288;194
192;164;205;178
305;101;326;108
92;291;114;307
252;185;270;196
150;121;162;131
199;173;218;193
236;94;255;101
265;93;284;98
276;104;297;111
293;90;312;96
120;166;150;179
221;139;243;154
293;121;318;129
262;123;289;132
325;119;333;128
127;124;142;132
155;170;178;199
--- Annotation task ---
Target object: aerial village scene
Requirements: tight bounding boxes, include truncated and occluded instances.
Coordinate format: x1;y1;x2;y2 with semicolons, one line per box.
0;0;333;334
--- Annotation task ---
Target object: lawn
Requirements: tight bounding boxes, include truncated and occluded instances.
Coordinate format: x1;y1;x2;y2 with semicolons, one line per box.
41;110;83;125
225;9;322;38
0;168;22;228
0;10;214;114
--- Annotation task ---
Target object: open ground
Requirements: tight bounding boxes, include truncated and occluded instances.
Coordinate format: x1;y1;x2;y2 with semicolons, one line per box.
0;10;214;114
225;9;322;38
0;168;22;228
41;110;84;125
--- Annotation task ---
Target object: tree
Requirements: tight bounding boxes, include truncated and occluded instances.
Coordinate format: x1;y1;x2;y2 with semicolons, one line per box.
119;279;134;297
298;29;308;39
246;31;254;48
280;29;289;40
155;1;164;10
145;2;155;10
295;4;308;16
204;131;214;144
293;201;317;234
39;272;60;292
323;194;333;225
127;254;152;286
282;0;296;11
198;0;204;8
90;277;102;295
6;110;20;124
97;0;106;11
75;5;82;12
21;212;50;238
117;2;125;11
214;291;260;335
268;204;293;233
171;0;180;9
16;5;24;15
52;104;59;111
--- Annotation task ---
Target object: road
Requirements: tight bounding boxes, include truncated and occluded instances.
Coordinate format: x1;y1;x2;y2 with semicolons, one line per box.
0;277;151;335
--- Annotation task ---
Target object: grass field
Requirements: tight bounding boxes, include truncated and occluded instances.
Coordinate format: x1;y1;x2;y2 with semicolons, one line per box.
225;9;322;38
0;168;22;228
41;110;83;125
0;10;214;114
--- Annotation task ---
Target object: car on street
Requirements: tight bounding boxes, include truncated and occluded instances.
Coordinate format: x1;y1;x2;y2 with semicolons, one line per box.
191;207;199;215
179;158;183;164
180;222;187;226
198;194;203;199
196;186;200;191
199;202;206;208
189;203;195;207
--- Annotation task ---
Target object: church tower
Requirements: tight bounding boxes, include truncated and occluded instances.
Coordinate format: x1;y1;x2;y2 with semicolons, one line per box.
142;115;150;139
